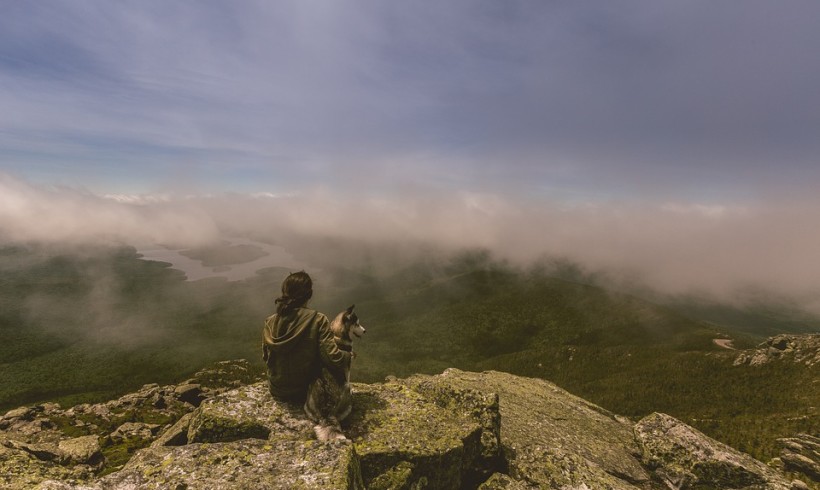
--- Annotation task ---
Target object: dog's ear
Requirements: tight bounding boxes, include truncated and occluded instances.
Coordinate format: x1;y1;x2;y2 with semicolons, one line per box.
346;304;355;314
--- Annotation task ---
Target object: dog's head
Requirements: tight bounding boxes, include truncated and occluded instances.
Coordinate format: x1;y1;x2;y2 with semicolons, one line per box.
343;304;366;338
331;304;366;340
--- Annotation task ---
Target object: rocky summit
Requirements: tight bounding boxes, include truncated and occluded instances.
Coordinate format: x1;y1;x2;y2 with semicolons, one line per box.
1;361;815;489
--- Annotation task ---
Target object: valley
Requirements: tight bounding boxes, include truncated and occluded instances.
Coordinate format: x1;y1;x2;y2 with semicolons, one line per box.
0;242;817;464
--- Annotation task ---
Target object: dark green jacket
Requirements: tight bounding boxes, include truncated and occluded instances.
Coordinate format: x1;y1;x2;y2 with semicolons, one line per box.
262;307;350;403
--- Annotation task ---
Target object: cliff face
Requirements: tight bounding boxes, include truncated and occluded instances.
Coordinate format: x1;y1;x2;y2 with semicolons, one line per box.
1;362;812;489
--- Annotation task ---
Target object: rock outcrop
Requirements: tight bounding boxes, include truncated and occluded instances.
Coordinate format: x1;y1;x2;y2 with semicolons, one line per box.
1;363;811;489
635;413;791;489
777;433;820;482
734;334;820;367
403;369;649;489
0;359;264;489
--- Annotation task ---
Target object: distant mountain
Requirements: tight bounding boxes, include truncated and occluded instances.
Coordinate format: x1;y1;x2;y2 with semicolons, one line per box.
663;296;820;338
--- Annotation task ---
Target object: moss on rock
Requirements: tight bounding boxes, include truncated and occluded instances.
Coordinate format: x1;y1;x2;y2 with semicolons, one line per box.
406;369;650;488
508;445;640;489
95;439;363;489
0;440;94;489
367;461;415;490
348;380;486;489
477;472;528;489
186;382;313;444
635;412;791;489
401;372;503;483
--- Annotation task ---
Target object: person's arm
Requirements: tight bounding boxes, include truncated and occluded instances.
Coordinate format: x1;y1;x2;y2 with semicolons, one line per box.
317;316;351;372
262;315;276;362
262;326;270;362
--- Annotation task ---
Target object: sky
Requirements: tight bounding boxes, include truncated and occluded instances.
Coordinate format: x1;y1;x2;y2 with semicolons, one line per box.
2;1;819;198
2;2;820;301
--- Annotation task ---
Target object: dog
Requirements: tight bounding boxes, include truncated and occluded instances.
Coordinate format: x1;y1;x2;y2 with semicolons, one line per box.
304;304;366;441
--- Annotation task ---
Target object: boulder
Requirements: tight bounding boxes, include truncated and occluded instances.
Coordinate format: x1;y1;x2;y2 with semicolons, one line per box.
186;382;313;443
3;407;35;421
174;383;204;406
400;371;503;480
58;435;103;466
348;380;487;489
789;479;810;490
2;438;61;462
404;369;649;488
635;412;791;489
151;413;193;447
108;422;160;444
0;440;93;489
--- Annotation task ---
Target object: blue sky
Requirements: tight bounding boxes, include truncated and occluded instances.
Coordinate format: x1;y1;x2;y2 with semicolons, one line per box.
2;1;819;199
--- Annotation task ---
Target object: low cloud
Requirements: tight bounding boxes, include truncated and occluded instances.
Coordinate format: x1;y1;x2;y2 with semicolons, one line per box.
2;174;820;304
0;174;218;246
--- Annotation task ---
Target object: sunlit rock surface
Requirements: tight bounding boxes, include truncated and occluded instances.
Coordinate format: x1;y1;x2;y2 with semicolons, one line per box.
635;412;792;489
96;439;363;490
408;369;649;489
2;362;811;489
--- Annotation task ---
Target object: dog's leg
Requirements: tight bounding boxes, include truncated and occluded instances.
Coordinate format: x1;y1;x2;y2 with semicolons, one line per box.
306;369;348;441
314;417;346;442
336;384;353;423
304;377;323;424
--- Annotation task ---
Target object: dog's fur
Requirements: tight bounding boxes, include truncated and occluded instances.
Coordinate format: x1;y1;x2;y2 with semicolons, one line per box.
304;304;365;441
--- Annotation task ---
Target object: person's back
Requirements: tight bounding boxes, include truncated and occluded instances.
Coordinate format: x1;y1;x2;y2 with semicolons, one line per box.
262;271;349;404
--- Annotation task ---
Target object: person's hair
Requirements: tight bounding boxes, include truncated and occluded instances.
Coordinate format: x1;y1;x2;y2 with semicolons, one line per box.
275;271;313;315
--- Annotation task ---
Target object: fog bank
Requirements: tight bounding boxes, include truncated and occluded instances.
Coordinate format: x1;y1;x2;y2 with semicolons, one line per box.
2;175;819;302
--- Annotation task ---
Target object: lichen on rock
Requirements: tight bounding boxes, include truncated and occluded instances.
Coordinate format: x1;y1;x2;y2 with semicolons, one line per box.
94;439;364;489
186;382;314;444
777;433;820;483
347;380;487;489
477;472;528;489
0;438;95;489
635;412;792;489
409;369;650;488
58;435;103;466
2;364;807;489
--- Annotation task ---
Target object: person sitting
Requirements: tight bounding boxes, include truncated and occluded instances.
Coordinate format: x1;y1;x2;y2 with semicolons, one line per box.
262;271;351;404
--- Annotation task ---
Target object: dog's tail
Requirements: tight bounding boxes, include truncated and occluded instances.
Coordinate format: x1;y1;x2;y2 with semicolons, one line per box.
314;419;346;442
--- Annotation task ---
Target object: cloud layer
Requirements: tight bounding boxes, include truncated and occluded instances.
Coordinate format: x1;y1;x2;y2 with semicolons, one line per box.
0;174;218;246
3;175;820;304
